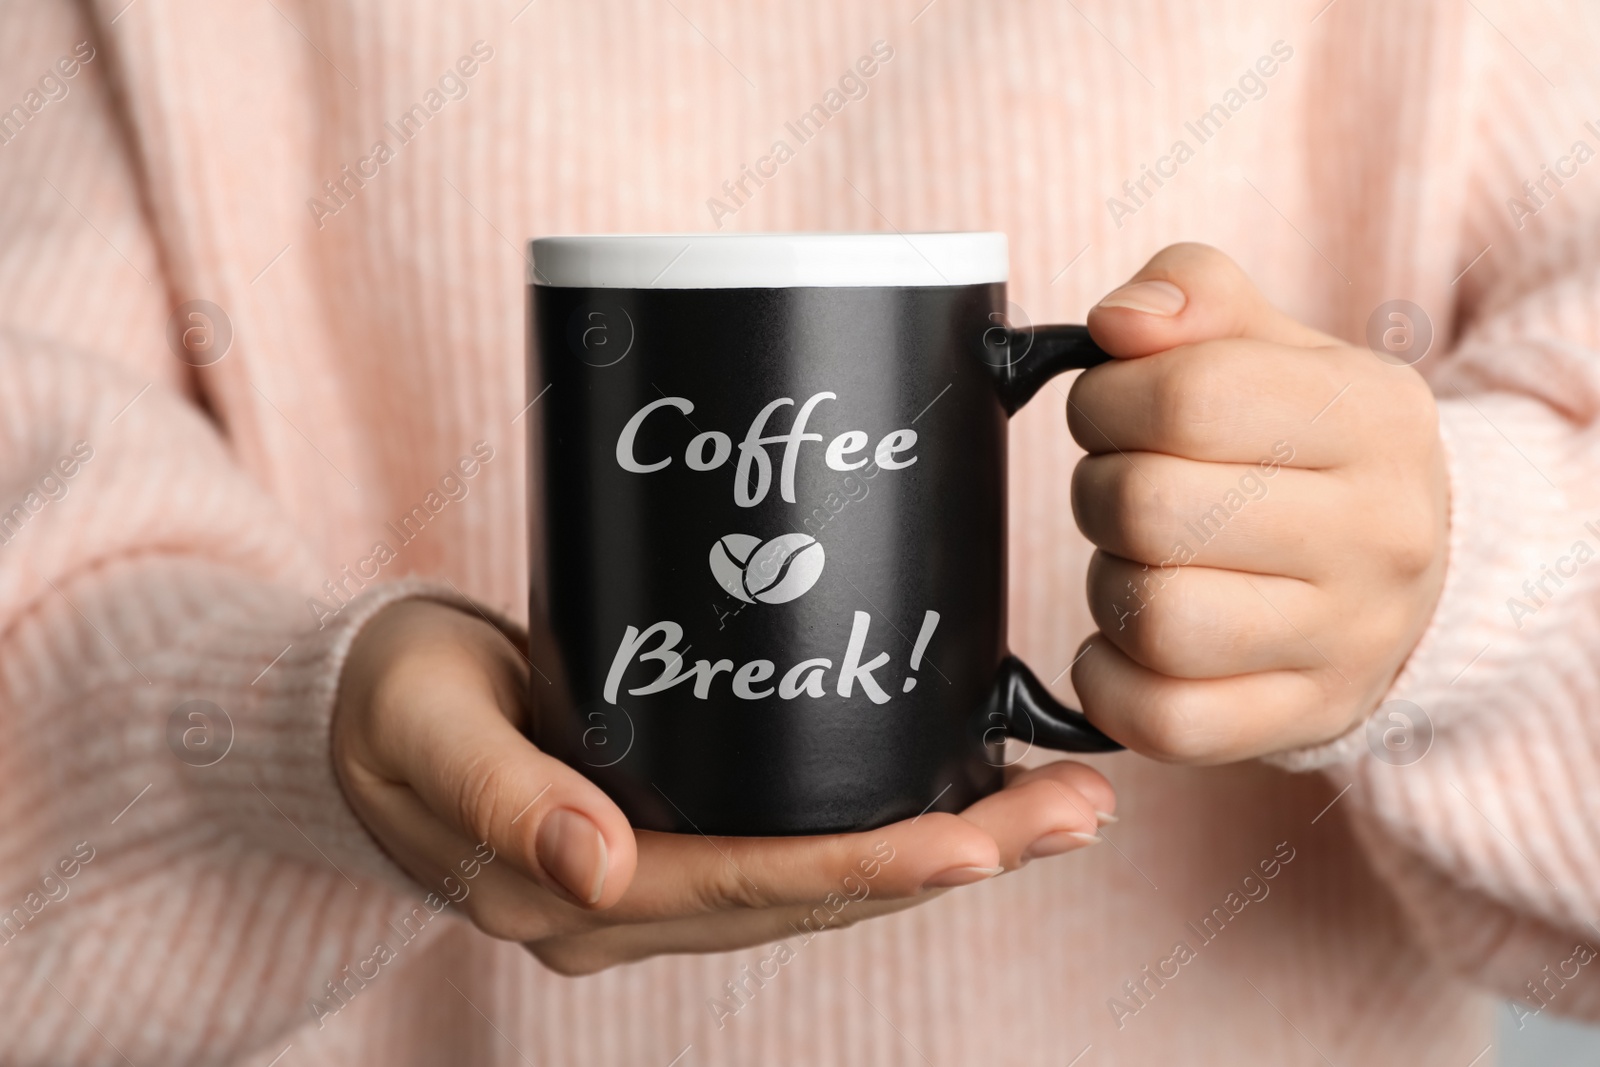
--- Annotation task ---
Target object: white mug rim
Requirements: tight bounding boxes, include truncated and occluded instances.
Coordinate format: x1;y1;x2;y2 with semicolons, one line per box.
528;231;1009;289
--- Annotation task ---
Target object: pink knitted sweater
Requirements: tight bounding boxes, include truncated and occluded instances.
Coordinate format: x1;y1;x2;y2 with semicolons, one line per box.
2;1;1598;1063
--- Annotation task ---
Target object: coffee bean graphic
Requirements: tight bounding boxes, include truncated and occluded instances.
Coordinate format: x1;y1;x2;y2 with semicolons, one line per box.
708;532;826;605
709;534;761;602
749;534;826;603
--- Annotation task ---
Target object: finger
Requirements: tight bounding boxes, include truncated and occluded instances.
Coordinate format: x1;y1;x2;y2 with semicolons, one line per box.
530;764;1119;974
1085;553;1324;677
350;783;976;947
382;786;938;953
336;772;599;943
606;812;999;923
1072;633;1334;763
1085;242;1338;357
1003;759;1117;821
363;633;638;909
1072;452;1339;578
415;725;636;911
958;766;1106;869
527;893;925;977
1066;338;1356;466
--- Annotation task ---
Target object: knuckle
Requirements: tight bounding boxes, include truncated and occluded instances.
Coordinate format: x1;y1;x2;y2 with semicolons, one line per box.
1166;241;1230;269
1148;242;1234;289
1358;374;1443;578
690;860;767;912
1381;500;1439;576
1364;365;1437;450
1390;364;1437;419
450;751;516;845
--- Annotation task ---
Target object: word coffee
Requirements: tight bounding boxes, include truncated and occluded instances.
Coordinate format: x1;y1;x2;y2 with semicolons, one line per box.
616;391;918;507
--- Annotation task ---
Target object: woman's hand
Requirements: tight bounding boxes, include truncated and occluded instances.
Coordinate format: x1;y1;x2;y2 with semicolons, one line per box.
333;599;1113;975
1068;243;1450;763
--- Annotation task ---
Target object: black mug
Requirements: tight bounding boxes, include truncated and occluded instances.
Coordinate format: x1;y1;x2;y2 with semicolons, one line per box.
528;232;1120;837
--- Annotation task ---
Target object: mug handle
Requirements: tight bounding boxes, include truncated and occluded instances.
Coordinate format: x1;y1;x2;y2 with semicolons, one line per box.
992;322;1108;414
985;323;1124;752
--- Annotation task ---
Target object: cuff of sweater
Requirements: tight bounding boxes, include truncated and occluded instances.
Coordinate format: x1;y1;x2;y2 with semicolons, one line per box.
197;576;527;901
1267;392;1575;772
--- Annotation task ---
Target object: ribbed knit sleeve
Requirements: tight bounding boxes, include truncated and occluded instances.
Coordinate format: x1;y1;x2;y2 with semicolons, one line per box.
0;5;452;1064
1275;26;1600;1017
7;0;1597;1061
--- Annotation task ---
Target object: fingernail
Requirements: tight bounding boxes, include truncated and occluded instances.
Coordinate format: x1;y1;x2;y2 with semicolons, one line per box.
536;809;609;905
921;865;1003;890
1095;810;1119;825
1022;831;1101;861
1095;280;1187;316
